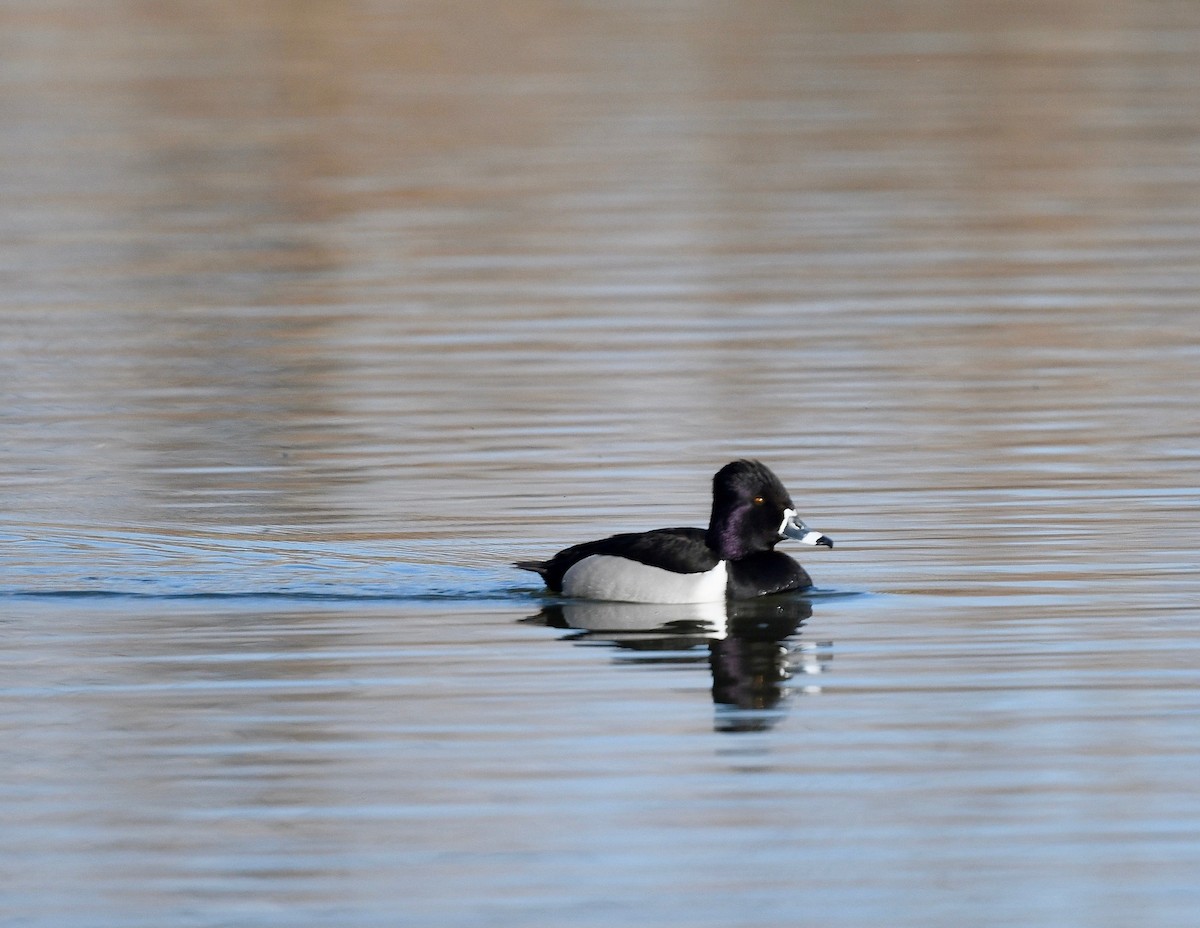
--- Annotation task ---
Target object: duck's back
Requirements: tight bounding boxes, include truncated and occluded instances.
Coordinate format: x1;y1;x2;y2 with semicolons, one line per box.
517;527;717;592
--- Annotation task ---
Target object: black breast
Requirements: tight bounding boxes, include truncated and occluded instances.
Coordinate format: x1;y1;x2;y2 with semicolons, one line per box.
726;551;812;598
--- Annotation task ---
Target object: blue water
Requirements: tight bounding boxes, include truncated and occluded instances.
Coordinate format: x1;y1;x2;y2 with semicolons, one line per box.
6;582;1198;928
1;529;510;600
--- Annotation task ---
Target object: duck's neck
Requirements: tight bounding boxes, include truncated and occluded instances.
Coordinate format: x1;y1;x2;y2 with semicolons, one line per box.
706;520;748;561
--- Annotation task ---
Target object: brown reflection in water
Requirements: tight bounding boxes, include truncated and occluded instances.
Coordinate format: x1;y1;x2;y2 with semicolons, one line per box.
2;0;1199;534
14;0;1197;308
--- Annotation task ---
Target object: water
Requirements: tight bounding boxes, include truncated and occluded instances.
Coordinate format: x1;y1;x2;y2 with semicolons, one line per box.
3;1;1200;926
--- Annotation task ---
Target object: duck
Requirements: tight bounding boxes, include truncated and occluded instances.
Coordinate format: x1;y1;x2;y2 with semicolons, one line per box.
516;459;832;603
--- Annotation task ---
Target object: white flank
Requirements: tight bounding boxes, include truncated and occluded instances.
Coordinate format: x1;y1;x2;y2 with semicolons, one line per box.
561;555;729;604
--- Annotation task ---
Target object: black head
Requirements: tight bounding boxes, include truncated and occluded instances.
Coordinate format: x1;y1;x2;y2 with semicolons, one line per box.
705;460;794;559
705;459;832;560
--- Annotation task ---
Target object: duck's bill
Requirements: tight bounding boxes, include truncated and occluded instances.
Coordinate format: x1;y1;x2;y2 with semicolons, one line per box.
780;510;834;548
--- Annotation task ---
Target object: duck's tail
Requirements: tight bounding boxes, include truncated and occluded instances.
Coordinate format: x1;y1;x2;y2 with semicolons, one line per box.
514;560;550;576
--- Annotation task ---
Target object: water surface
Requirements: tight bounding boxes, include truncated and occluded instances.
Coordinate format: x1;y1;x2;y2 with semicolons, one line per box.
3;2;1200;926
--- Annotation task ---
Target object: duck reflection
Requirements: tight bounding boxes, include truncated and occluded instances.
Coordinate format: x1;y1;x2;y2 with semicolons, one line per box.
523;597;830;732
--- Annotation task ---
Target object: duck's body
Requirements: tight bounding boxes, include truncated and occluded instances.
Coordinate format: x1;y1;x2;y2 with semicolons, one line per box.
517;460;832;603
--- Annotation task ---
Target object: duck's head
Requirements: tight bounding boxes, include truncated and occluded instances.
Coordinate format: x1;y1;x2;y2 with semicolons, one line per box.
705;459;832;560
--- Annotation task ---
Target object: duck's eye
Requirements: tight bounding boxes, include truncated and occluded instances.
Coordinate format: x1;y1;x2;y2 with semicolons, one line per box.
752;496;764;505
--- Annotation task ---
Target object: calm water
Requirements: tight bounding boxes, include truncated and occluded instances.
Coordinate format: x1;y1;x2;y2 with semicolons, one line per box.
4;2;1200;926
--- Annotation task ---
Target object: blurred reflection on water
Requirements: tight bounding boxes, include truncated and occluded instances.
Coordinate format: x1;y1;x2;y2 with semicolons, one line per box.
3;1;1200;926
525;596;826;732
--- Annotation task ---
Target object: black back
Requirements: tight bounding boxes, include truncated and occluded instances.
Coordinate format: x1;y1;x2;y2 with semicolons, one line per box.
519;527;717;593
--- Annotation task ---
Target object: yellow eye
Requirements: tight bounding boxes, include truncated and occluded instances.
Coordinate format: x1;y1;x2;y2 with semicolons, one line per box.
752;496;764;505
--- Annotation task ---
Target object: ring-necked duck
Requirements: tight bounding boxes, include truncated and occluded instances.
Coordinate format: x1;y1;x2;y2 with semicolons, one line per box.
517;459;832;603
